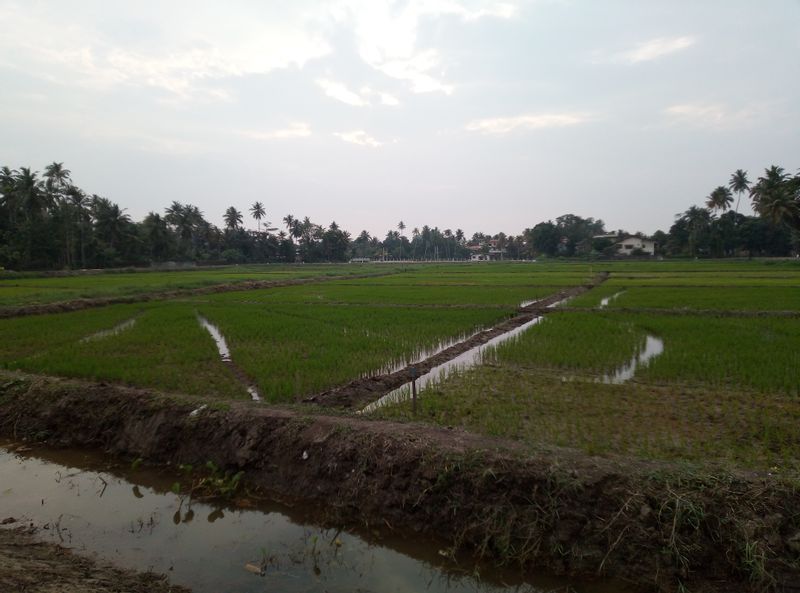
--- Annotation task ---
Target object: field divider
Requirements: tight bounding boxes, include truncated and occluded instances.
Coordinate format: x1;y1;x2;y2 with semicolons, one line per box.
304;273;609;409
0;270;402;320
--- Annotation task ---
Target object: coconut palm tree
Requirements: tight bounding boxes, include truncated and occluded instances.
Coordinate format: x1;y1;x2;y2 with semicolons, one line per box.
224;207;243;230
729;169;750;214
750;166;800;229
66;185;89;268
705;186;733;212
0;166;19;225
397;220;406;258
250;201;266;232
15;167;48;220
43;162;71;198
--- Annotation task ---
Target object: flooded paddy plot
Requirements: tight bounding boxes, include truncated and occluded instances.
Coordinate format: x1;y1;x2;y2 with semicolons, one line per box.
0;443;633;593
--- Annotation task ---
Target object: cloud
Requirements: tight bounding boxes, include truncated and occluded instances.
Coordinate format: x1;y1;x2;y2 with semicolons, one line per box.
591;36;696;65
333;130;383;147
623;36;695;63
340;1;518;94
359;86;401;106
663;103;758;128
0;2;331;101
239;123;312;140
316;78;369;106
465;113;590;135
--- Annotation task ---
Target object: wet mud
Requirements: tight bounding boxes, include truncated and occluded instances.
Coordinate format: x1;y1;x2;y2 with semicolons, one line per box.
1;373;799;592
0;527;190;593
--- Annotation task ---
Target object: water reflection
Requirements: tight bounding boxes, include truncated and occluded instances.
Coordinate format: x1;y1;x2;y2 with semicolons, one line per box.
361;318;544;414
80;317;138;343
0;444;633;593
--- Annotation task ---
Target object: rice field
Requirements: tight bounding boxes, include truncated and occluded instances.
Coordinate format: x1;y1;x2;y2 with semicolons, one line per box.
369;260;800;471
569;285;800;311
0;263;392;308
2;260;799;470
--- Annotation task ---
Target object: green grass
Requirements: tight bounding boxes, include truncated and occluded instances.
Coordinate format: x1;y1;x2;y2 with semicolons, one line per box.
4;304;248;398
0;304;143;361
200;304;508;402
202;282;561;308
375;366;800;471
569;286;800;311
483;312;647;373
0;264;394;308
633;314;800;394
605;272;800;287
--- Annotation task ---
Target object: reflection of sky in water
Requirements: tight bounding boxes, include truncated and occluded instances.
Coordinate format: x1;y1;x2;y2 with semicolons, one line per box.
0;447;629;593
363;318;544;414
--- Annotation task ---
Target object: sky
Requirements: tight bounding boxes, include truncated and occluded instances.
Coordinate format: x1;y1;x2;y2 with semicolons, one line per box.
1;0;798;237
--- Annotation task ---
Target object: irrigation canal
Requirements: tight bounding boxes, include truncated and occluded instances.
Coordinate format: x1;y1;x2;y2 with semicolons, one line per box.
0;441;638;593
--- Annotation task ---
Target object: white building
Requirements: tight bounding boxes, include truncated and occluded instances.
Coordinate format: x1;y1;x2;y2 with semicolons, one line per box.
615;236;656;256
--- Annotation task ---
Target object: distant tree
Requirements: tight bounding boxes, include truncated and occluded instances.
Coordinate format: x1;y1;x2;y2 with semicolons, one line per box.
729;169;750;214
705;186;733;212
250;201;266;232
750;166;800;230
224;207;243;230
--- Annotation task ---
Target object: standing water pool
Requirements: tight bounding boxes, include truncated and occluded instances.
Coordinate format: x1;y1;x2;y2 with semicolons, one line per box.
0;442;636;593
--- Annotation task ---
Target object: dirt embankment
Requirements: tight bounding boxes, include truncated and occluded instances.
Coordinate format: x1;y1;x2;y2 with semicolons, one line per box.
306;275;608;409
2;373;799;593
0;271;398;319
0;526;189;593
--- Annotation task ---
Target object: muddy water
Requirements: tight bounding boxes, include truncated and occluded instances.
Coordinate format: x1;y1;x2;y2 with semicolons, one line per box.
361;318;544;414
0;443;634;593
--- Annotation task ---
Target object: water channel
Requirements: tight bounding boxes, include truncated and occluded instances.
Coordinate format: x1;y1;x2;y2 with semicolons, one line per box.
0;442;635;593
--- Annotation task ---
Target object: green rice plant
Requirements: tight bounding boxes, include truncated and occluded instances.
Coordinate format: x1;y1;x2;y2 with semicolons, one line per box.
632;314;800;394
577;286;800;311
606;272;800;287
0;264;392;308
202;282;559;308
375;365;800;470
200;303;508;402
7;304;248;398
483;312;647;373
0;303;143;361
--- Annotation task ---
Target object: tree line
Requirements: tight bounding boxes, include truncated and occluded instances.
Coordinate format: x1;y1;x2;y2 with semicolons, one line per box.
0;162;797;270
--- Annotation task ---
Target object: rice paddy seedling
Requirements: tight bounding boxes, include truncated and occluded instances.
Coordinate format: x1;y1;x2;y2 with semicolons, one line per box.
6;304;248;398
631;314;800;394
199;303;508;402
482;312;648;373
0;304;143;361
597;286;800;311
0;264;391;308
202;282;559;308
375;365;800;471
